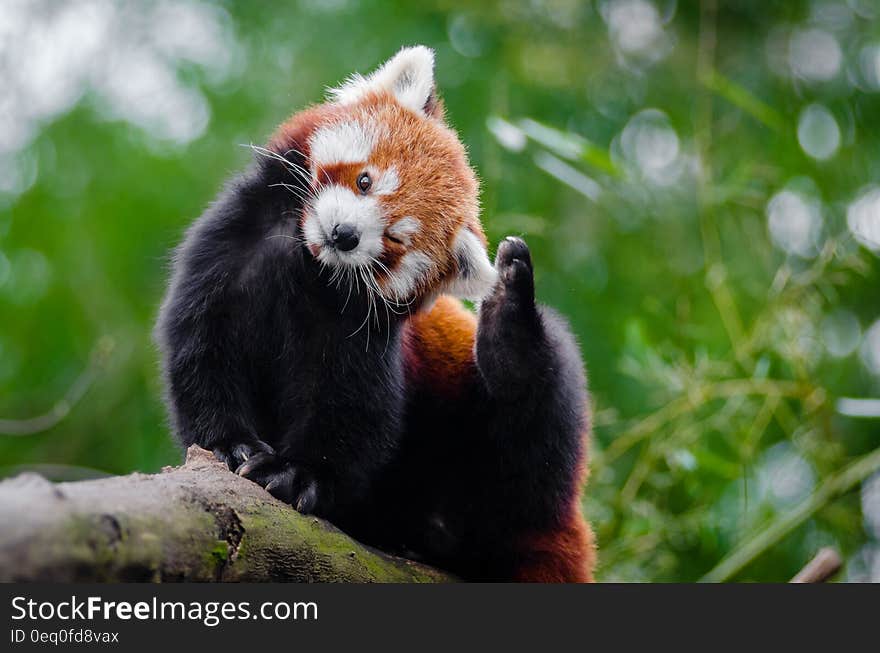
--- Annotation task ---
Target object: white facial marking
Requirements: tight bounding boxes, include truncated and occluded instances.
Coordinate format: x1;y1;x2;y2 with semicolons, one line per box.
445;227;498;301
327;46;436;117
309;121;380;168
371;165;399;196
386;216;420;245
385;251;433;301
304;185;385;268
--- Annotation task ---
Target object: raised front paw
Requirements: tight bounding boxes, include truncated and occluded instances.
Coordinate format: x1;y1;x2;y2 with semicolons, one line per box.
493;236;535;304
476;237;543;396
236;454;323;514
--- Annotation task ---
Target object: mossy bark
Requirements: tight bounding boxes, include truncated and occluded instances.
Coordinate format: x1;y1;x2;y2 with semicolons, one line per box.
0;446;453;582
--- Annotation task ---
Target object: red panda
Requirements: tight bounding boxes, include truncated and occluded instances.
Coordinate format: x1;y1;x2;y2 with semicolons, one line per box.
156;46;595;582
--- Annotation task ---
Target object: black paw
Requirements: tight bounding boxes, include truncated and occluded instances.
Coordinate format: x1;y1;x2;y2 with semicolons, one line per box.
494;236;534;300
213;440;275;471
236;454;322;514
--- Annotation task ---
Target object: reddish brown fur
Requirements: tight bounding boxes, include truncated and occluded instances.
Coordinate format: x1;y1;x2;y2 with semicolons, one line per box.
363;90;482;291
403;295;479;401
512;514;596;583
513;456;595;582
269;103;341;157
270;90;483;298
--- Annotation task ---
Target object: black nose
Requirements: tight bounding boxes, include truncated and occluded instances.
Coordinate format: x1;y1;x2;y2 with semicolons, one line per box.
331;223;360;252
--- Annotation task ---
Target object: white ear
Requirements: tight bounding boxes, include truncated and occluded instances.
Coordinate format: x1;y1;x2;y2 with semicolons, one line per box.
445;228;498;301
328;46;436;117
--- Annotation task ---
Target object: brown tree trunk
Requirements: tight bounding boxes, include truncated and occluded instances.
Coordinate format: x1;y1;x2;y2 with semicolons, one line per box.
0;445;453;582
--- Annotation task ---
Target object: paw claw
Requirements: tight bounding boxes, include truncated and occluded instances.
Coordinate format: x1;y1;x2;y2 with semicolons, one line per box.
240;460;323;515
295;480;319;515
495;236;532;270
214;440;274;471
235;451;276;479
493;236;534;299
265;468;296;494
233;444;252;462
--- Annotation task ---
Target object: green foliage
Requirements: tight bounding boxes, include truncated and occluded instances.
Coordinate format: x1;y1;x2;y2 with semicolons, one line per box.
1;0;879;581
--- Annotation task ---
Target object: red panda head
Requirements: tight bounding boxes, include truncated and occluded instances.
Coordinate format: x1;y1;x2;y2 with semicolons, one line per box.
268;46;497;307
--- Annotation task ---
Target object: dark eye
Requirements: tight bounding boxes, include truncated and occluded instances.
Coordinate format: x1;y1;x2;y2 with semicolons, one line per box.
357;172;372;193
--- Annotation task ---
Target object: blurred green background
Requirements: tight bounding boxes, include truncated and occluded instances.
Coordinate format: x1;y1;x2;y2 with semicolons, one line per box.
1;0;879;582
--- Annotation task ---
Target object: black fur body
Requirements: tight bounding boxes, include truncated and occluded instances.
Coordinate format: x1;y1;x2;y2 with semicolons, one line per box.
156;154;407;529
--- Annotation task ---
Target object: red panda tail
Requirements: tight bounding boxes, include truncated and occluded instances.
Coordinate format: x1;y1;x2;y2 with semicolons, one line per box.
512;447;596;583
512;510;596;583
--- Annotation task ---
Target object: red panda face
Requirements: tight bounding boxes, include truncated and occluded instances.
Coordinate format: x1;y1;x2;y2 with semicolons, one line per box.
270;47;497;307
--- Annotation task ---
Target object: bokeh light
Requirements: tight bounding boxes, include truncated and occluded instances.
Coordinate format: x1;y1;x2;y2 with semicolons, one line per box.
788;28;842;82
859;319;880;377
599;0;674;68
862;471;880;539
797;104;840;161
847;186;880;253
617;109;683;186
766;187;823;258
0;0;239;200
821;309;862;358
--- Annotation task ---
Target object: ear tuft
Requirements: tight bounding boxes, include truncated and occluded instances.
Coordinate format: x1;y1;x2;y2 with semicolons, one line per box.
328;46;438;118
445;227;498;301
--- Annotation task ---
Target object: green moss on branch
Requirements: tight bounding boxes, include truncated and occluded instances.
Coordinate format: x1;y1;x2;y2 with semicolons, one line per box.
0;446;454;583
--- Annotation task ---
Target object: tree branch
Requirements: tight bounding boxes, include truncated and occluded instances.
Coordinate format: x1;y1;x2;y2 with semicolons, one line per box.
701;445;880;582
0;446;453;582
790;548;842;583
